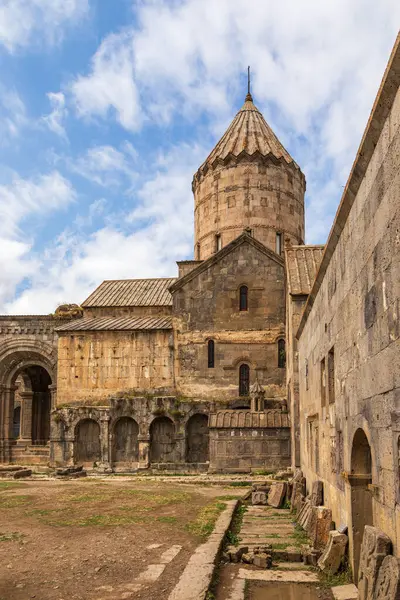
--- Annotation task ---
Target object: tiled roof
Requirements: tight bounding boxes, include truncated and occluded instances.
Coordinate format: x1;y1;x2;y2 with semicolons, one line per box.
285;245;325;295
194;93;300;180
56;315;172;332
81;278;177;307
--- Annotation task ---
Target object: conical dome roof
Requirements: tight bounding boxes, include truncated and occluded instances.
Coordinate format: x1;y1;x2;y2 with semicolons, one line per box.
194;92;300;181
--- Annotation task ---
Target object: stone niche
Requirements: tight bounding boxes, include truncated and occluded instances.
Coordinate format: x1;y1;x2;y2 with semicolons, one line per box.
208;409;290;473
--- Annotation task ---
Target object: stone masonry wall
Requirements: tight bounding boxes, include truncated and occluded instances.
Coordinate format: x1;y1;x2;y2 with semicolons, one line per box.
193;159;305;260
297;83;400;557
173;238;286;400
56;329;175;405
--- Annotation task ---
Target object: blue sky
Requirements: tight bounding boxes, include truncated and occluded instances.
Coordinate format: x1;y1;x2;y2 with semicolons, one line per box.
0;0;399;314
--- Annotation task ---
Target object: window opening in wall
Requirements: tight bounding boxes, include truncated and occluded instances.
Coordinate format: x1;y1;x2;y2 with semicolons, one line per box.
278;339;286;368
239;364;250;396
276;232;283;255
207;340;215;369
239;285;248;311
328;347;335;404
215;234;222;252
321;357;326;406
196;243;200;260
305;359;309;390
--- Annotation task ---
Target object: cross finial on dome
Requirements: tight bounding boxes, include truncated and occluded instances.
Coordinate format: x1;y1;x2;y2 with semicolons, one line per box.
245;65;253;102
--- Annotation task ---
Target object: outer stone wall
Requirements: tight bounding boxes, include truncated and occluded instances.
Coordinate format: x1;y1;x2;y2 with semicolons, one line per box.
57;329;175;405
297;80;400;567
172;238;286;400
193;159;305;260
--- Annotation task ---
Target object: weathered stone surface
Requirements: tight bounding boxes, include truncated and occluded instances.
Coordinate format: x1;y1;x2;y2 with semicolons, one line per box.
241;553;253;564
252;491;267;505
318;531;348;574
375;555;400;600
253;553;272;569
312;507;333;550
13;469;32;479
298;498;312;529
358;526;392;600
331;584;359;600
291;476;306;513
310;480;324;506
268;482;287;508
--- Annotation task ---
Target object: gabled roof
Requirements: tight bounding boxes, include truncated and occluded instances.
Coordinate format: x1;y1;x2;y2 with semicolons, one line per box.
169;232;284;294
56;315;172;332
82;278;177;308
193;92;302;183
285;245;325;296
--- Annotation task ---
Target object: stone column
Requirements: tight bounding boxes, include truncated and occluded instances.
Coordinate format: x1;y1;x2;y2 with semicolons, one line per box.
138;435;150;470
48;384;57;410
175;433;186;465
19;391;34;443
0;385;17;462
99;416;111;472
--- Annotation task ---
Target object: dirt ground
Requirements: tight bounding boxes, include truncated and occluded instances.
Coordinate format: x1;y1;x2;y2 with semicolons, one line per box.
0;477;244;600
247;581;333;599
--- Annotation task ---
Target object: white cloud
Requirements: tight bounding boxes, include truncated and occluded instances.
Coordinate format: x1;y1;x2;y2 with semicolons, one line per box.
0;88;28;142
0;0;89;53
41;92;68;140
69;144;137;187
71;31;140;131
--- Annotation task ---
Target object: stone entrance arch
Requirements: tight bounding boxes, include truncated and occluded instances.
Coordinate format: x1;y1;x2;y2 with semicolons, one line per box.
0;344;55;462
149;417;176;463
112;417;139;466
349;428;373;583
186;414;209;463
75;419;101;465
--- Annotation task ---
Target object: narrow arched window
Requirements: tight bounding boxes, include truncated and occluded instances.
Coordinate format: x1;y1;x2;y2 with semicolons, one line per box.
278;339;286;368
239;285;248;311
239;364;250;396
208;340;215;369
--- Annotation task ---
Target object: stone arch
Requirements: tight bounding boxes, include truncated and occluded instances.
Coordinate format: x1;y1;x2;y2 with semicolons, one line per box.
149;417;176;464
112;417;139;466
349;427;373;583
74;418;101;465
0;343;56;460
186;414;209;463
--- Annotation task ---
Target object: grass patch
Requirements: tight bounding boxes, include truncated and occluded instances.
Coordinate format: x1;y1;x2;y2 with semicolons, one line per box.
40;513;147;527
157;516;177;524
0;481;27;490
216;495;242;501
0;494;31;508
224;502;247;547
0;531;25;542
318;558;353;587
229;481;252;487
292;523;310;547
186;501;226;540
270;542;291;549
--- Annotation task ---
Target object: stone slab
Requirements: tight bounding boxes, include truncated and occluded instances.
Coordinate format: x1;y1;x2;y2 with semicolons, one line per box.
238;568;319;583
268;482;287;508
375;555;400;600
310;480;324;506
358;526;392;600
318;531;348;574
331;584;359;600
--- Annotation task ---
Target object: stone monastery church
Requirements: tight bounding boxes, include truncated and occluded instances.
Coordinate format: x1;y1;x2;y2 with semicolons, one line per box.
0;32;399;578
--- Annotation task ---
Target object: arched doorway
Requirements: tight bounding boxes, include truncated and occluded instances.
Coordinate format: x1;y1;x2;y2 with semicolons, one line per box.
349;428;373;583
186;414;209;463
75;419;101;465
112;417;139;466
150;417;175;463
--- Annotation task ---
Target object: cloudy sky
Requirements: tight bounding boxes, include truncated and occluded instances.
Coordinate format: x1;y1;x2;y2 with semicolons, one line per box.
0;0;398;315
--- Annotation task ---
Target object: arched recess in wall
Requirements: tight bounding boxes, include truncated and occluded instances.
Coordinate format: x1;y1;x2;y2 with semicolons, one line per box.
112;417;139;465
149;417;176;464
278;338;286;368
0;343;55;454
75;419;101;465
186;414;209;463
349;428;373;584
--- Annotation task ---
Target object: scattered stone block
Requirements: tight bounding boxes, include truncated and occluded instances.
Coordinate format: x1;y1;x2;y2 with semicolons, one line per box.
253;553;272;569
312;506;333;550
241;553;253;564
298;498;311;528
252;491;267;505
310;480;324;506
267;482;287;508
303;548;321;567
318;531;348;574
358;525;392;600
13;469;32;479
286;546;303;562
291;477;306;513
375;555;400;600
331;584;359;600
338;523;348;535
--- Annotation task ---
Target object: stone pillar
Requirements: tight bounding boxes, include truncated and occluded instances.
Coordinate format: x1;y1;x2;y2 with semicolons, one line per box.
19;391;34;443
138;435;150;470
175;433;186;465
99;416;111;472
49;384;57;410
0;385;16;462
